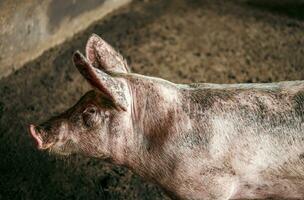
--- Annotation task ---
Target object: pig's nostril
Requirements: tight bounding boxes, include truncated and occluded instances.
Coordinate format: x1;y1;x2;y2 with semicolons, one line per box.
28;124;43;149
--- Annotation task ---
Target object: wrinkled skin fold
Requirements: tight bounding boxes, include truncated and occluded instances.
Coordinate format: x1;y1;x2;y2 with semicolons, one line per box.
28;34;304;200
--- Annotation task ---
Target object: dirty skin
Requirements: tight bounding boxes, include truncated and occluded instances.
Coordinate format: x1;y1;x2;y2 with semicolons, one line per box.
28;34;304;200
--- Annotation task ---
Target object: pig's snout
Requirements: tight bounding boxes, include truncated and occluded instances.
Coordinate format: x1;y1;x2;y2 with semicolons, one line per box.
28;124;54;150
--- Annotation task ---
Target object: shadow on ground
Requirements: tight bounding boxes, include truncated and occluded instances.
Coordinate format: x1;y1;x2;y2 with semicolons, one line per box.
246;0;304;21
0;1;170;199
0;0;303;199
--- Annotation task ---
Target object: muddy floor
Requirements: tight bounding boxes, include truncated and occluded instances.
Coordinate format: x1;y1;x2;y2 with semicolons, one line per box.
0;0;304;199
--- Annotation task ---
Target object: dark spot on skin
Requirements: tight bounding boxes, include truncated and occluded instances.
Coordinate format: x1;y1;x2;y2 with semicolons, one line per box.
299;153;304;159
180;130;203;149
184;88;235;117
254;97;268;118
244;184;251;189
145;108;176;152
293;90;304;120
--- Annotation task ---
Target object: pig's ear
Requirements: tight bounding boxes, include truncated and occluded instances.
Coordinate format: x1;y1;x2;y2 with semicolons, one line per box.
73;51;128;111
85;34;130;73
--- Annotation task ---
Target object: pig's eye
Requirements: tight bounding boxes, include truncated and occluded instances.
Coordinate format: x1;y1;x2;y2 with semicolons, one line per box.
85;107;97;114
82;106;99;128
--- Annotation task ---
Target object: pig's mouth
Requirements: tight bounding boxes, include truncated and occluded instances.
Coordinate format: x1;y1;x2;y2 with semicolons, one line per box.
28;124;54;150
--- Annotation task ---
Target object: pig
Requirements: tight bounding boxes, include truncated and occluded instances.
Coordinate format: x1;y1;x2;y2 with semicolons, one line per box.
28;34;304;200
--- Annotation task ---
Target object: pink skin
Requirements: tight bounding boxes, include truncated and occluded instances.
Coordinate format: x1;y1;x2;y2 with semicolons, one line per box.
29;124;55;150
28;124;43;149
28;34;304;200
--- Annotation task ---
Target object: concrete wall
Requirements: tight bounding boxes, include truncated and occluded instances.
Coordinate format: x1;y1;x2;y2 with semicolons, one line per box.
0;0;130;78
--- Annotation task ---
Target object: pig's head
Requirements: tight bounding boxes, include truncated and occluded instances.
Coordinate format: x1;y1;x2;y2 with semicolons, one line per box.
28;34;134;160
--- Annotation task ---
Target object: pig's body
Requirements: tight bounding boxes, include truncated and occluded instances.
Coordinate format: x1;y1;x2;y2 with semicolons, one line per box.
122;75;304;200
28;34;304;200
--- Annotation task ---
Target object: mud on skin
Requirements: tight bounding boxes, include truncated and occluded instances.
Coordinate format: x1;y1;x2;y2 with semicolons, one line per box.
29;34;304;200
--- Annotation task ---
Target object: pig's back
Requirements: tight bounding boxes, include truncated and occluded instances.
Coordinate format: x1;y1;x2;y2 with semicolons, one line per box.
180;80;304;198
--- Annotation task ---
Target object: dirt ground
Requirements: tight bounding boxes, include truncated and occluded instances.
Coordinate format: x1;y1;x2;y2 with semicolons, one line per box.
0;0;304;199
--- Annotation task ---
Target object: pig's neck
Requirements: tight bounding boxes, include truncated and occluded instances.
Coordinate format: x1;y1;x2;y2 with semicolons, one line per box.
122;77;192;185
